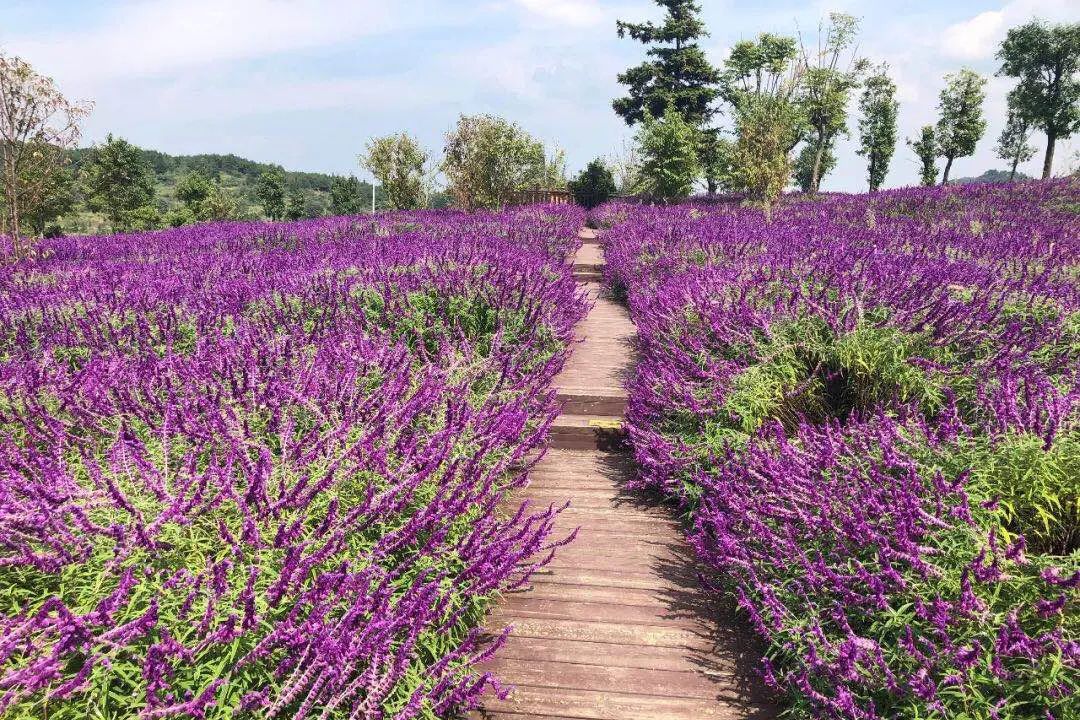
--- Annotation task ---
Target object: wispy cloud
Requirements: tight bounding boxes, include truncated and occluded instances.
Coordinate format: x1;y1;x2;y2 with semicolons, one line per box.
5;0;442;84
512;0;608;28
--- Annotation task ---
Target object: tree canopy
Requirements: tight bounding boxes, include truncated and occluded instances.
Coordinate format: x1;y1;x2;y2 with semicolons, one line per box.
796;12;864;192
857;65;899;192
636;108;701;203
361;133;429;211
83;134;158;232
935;69;988;184
441;115;550;210
996;20;1080;179
613;1;721;128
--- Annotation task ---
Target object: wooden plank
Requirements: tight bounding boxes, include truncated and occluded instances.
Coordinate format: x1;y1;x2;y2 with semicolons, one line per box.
488;617;713;649
490;660;724;699
481;685;747;720
503;583;694;609
492;597;710;629
492;637;732;673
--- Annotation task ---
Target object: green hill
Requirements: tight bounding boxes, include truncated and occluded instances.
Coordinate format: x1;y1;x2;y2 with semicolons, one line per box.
953;169;1034;184
61;147;378;234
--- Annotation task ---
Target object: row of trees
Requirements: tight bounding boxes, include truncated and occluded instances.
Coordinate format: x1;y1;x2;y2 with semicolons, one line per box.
611;1;1079;214
357;115;566;212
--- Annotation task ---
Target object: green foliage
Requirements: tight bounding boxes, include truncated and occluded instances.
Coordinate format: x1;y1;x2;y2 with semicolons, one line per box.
20;159;77;236
568;159;617;209
857;64;899;192
796;13;864;193
329;175;370;215
720;33;800;108
936;69;988;184
636;108;701;203
441;114;551;210
996;20;1080;179
361;133;430;211
731;94;801;219
908;125;939;187
698;131;734;194
285;187;305;221
175;170;213;210
930;432;1080;555
794;141;836;193
714;316;945;436
255;167;287;220
613;0;721;128
174;171;239;223
82;134;158;232
996;107;1037;182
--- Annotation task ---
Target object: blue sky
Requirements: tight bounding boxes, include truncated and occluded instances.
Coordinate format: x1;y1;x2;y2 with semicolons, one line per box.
3;0;1077;191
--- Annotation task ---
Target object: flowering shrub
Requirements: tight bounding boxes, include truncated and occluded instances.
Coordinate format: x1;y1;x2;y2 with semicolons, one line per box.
601;181;1079;719
0;205;587;719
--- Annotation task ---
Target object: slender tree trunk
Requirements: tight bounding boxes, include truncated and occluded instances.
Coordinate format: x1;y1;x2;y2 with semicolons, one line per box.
942;156;954;185
1009;153;1020;182
1042;131;1056;180
811;143;824;193
868;155;877;192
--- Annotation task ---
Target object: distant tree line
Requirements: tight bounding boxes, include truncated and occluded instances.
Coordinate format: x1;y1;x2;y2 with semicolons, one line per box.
599;0;1079;217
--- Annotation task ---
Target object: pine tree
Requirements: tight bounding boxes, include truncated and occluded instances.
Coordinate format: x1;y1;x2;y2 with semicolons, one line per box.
613;1;721;128
857;64;899;192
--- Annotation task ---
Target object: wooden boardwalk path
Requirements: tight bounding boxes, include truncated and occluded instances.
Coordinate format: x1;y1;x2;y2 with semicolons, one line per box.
472;229;777;720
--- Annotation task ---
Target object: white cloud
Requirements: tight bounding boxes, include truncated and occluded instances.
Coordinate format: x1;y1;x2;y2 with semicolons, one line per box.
512;0;608;28
939;0;1077;61
4;0;431;85
941;10;1005;60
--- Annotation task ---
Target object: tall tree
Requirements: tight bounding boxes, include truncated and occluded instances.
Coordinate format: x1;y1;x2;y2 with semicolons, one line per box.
613;1;721;128
996;105;1037;182
856;64;899;192
721;33;803;218
935;69;987;184
441;115;548;210
796;12;864;192
636;108;701;203
732;94;802;220
256;167;286;220
907;125;938;187
285;188;306;221
0;53;90;256
361;132;429;210
996;20;1080;179
82;134;159;232
329;175;368;215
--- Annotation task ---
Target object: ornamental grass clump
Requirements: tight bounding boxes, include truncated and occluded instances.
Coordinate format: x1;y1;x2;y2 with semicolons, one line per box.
0;204;587;719
602;179;1079;719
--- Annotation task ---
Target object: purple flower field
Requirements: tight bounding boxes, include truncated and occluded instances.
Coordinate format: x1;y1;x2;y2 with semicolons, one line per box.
598;180;1079;719
0;206;587;718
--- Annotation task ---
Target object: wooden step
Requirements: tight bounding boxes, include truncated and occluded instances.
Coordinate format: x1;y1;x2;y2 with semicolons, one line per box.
557;389;627;416
573;270;605;282
549;414;625;450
